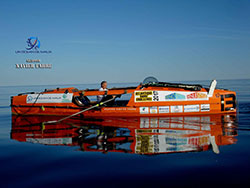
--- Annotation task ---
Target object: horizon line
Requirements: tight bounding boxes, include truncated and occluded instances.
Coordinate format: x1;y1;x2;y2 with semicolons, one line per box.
1;77;249;87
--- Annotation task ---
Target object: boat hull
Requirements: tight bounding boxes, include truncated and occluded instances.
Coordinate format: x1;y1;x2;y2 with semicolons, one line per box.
11;86;237;117
11;102;237;117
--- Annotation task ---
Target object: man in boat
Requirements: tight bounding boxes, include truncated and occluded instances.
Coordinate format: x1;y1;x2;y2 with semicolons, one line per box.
97;81;108;102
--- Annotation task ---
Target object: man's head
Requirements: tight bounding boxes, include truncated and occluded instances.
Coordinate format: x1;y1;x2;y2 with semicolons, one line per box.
101;81;107;89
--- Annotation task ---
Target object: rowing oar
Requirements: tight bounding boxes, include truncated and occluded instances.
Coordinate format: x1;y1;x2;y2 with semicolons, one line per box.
44;96;116;124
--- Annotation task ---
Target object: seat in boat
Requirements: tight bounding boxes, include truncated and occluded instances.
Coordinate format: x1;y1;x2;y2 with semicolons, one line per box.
73;96;91;107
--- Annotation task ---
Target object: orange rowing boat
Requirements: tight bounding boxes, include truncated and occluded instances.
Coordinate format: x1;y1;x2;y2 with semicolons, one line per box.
11;77;237;117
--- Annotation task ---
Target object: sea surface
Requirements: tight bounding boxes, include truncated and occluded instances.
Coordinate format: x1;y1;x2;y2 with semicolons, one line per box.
0;79;250;188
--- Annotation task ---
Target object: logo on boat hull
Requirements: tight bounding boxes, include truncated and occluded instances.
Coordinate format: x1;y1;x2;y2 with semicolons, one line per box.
201;104;210;112
135;91;209;102
150;106;158;114
139;107;149;114
159;106;170;113
135;91;153;102
187;92;207;99
184;105;200;112
26;94;73;103
171;105;183;113
165;93;186;100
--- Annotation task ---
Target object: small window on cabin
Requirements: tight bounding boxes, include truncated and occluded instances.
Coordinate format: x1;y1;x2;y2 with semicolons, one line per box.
88;95;98;102
114;93;132;107
116;93;132;101
88;93;132;102
84;93;132;107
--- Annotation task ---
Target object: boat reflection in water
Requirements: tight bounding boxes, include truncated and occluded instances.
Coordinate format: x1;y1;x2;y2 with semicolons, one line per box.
11;114;238;155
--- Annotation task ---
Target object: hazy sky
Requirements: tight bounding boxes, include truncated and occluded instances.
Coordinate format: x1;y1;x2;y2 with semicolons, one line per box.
0;0;250;86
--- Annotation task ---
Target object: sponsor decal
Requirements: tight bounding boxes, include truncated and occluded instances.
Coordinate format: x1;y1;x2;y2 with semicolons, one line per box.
159;106;170;113
26;93;73;103
103;107;136;111
164;92;208;101
184;105;200;112
135;91;153;102
150;106;158;114
171;105;183;113
200;104;210;112
152;91;159;101
165;93;185;100
187;92;207;99
135;91;208;102
139;107;149;114
186;93;196;99
197;93;208;98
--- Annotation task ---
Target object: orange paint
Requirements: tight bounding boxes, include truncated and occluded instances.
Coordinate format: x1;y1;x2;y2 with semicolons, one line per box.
11;82;237;117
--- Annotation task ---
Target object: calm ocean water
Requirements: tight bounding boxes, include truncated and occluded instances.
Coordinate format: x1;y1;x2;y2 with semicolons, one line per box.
1;79;250;188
